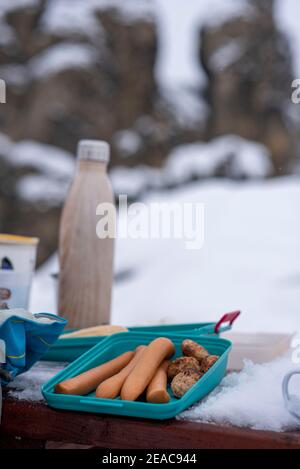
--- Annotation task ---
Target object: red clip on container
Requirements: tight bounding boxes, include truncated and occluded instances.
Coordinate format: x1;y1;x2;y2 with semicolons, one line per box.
214;311;240;334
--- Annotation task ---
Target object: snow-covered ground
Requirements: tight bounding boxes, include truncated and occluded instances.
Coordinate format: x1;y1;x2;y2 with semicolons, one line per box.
30;176;300;335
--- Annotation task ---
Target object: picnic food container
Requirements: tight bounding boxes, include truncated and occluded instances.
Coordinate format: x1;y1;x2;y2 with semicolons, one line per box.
0;234;39;310
43;311;239;362
42;330;232;420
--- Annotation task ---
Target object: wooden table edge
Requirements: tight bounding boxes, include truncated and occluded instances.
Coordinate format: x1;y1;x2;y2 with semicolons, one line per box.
1;397;300;449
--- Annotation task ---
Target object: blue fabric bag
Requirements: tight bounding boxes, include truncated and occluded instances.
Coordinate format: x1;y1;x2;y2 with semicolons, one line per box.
0;309;67;385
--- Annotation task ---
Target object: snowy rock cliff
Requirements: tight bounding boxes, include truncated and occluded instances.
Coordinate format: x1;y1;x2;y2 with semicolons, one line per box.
200;0;298;174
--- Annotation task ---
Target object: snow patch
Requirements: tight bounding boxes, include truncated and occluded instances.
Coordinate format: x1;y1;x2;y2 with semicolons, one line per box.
153;0;252;123
114;130;143;157
227;137;273;179
202;0;253;29
7;361;66;401
7;140;74;178
165;135;272;185
1;138;74;206
179;356;300;432
155;0;250;91
29;43;99;80
0;0;38;16
110;136;272;199
110;165;162;199
0;0;39;45
162;86;208;128
41;0;155;39
0;64;29;87
0;21;16;46
165;142;225;183
16;175;71;206
209;40;245;72
0;132;13;155
0;43;99;85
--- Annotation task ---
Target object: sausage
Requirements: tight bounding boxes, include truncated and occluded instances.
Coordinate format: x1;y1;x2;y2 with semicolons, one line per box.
200;355;219;373
171;369;202;398
167;356;201;380
146;360;170;404
55;351;134;395
121;337;175;401
181;339;209;363
95;346;147;399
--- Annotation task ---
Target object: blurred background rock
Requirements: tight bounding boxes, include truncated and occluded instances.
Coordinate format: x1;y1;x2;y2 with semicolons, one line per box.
0;0;299;264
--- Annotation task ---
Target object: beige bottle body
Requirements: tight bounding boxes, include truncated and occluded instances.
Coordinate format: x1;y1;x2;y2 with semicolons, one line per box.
58;159;115;329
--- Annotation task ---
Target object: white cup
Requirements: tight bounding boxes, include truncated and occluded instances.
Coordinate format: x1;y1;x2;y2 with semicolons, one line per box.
0;234;39;310
282;369;300;420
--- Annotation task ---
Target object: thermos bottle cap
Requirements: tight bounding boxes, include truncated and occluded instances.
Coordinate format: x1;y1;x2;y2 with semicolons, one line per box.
77;140;110;163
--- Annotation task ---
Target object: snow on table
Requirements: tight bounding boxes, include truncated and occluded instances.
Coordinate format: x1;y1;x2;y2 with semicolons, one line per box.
6;356;300;433
179;355;300;432
7;361;67;402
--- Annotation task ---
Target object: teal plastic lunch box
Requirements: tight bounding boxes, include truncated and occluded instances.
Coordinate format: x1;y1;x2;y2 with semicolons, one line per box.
42;330;232;420
43;311;240;362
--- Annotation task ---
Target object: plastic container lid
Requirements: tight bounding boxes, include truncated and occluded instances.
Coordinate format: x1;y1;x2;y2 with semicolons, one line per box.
77;140;110;163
